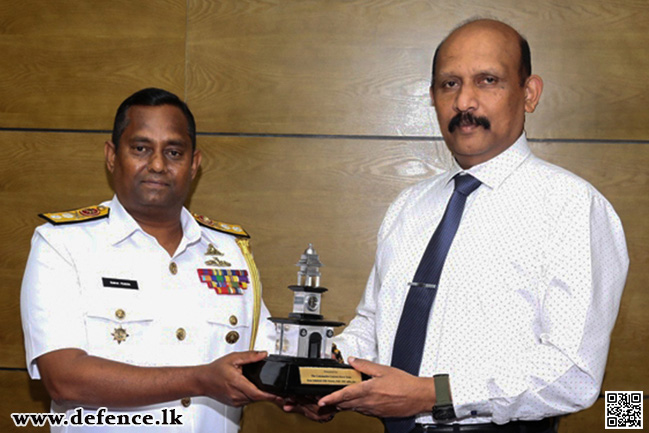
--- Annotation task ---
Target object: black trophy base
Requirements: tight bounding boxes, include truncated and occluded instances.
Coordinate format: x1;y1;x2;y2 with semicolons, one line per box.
243;355;368;397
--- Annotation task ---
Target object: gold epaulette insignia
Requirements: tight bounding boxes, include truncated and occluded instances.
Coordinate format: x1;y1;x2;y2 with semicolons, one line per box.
39;205;109;225
192;213;250;238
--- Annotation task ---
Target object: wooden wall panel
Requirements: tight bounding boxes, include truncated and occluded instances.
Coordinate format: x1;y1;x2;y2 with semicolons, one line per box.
0;131;112;368
1;0;645;138
0;370;49;432
186;0;442;137
187;0;649;141
0;0;187;130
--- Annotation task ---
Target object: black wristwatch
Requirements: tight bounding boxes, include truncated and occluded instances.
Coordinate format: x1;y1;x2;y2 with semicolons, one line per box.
432;374;456;421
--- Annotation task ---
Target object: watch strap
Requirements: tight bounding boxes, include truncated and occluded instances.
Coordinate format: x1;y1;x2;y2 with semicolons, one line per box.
433;374;456;421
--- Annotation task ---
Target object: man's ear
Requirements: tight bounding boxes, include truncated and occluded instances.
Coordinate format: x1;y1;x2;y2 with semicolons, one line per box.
524;75;543;113
191;149;202;181
105;140;117;173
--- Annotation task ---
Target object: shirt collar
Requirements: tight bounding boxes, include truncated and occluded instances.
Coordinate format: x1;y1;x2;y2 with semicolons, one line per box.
105;195;140;245
178;206;202;249
447;133;531;190
106;195;202;247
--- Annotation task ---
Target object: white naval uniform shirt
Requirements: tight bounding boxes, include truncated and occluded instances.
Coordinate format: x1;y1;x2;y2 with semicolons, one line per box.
334;134;629;425
21;196;275;433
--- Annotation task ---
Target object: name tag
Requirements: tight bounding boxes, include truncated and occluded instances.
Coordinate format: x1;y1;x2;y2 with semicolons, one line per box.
102;277;139;290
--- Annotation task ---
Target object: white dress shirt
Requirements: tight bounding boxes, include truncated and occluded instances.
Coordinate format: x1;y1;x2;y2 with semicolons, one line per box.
334;134;629;425
21;196;275;433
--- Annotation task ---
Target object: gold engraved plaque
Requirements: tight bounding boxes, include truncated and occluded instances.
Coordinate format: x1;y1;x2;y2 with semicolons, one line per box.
299;367;362;386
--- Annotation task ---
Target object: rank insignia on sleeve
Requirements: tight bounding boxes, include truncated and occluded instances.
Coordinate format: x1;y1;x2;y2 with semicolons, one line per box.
192;213;250;238
40;205;109;225
204;243;231;267
197;269;249;295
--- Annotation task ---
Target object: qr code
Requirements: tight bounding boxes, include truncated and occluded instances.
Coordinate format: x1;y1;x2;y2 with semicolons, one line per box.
605;391;643;429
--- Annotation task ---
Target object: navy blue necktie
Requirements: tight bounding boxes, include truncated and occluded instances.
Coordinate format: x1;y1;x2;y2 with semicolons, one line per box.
385;173;481;433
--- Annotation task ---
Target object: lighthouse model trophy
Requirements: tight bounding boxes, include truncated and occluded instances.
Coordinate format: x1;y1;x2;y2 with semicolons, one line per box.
243;244;365;396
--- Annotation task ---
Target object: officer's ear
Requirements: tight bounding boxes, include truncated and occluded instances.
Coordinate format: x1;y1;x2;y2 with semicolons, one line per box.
105;140;117;173
191;149;202;181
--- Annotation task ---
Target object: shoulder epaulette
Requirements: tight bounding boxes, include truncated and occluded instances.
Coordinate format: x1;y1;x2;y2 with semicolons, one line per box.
39;205;109;225
192;213;250;238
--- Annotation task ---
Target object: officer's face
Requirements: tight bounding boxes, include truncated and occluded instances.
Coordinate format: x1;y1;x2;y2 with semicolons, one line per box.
431;21;542;168
105;105;201;219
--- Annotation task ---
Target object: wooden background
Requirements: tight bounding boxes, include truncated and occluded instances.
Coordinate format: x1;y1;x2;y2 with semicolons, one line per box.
0;1;646;431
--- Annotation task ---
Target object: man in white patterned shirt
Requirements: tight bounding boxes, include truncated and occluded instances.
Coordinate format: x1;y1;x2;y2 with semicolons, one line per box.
319;18;629;433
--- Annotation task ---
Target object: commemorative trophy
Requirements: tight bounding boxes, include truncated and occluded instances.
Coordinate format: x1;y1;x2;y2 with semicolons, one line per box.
243;244;367;396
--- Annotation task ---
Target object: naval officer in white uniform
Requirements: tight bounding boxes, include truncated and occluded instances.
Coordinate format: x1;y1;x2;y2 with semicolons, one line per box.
21;88;279;432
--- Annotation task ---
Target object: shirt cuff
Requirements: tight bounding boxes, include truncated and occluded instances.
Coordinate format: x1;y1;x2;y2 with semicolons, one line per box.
450;373;493;419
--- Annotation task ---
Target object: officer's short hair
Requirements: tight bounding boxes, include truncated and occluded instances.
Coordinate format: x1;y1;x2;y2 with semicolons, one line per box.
112;88;196;150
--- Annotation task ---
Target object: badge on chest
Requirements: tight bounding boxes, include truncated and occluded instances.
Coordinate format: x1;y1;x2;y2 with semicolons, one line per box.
197;243;248;295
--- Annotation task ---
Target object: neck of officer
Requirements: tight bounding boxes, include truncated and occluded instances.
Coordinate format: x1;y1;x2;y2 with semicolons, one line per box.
130;207;184;257
453;133;522;169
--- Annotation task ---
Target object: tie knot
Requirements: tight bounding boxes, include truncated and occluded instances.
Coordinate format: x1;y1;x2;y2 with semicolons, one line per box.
454;173;481;196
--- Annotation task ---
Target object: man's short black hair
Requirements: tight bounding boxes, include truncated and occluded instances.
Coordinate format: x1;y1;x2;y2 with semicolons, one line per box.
430;21;532;88
112;88;196;150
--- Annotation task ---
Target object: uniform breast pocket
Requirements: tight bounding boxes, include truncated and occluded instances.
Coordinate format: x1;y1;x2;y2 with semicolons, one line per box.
84;301;156;365
204;307;252;360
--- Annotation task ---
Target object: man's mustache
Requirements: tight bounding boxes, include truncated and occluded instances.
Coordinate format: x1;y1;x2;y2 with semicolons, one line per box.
448;112;491;133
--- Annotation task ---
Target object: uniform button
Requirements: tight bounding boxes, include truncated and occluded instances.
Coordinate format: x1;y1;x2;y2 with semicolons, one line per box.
169;262;178;275
176;328;186;341
115;309;125;320
229;315;238;326
181;397;191;407
225;331;239;344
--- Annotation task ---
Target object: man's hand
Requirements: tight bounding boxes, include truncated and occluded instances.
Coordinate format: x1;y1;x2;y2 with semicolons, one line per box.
36;348;281;408
280;396;338;423
317;357;436;418
199;351;281;407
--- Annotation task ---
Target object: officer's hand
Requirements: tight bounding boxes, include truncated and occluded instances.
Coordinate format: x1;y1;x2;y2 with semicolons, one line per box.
280;396;338;423
317;357;436;418
200;351;281;407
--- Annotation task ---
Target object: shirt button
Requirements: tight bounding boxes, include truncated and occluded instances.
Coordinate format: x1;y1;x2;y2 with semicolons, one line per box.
115;309;125;320
176;328;186;341
181;397;191;407
225;331;239;344
229;315;238;326
169;262;178;275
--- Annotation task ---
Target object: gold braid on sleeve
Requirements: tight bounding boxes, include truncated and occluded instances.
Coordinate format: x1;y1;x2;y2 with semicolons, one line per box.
235;237;262;351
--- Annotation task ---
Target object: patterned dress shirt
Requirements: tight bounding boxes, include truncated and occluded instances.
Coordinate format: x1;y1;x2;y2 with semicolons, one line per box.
334;134;629;425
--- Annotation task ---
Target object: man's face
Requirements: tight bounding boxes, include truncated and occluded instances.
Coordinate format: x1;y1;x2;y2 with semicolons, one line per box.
431;22;541;168
105;104;201;219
